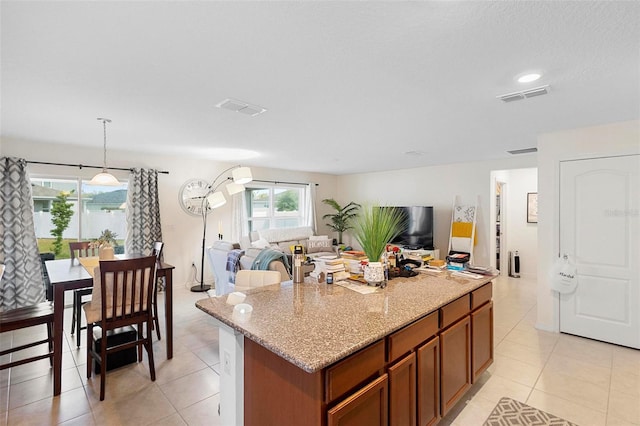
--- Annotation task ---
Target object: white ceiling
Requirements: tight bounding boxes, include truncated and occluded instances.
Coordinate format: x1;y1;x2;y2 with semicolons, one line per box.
2;1;639;175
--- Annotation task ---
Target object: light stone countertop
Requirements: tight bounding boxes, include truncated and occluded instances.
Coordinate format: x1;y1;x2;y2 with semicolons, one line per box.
195;271;494;373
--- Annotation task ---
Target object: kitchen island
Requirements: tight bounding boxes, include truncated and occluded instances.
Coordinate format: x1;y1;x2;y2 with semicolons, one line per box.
196;271;494;425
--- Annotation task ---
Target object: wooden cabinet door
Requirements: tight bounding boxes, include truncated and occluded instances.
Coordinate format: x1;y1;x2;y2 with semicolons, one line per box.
471;301;493;383
328;374;388;426
440;316;471;416
389;352;416;426
417;336;440;426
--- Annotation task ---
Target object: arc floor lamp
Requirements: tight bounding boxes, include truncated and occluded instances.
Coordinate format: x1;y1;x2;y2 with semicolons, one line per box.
192;165;253;292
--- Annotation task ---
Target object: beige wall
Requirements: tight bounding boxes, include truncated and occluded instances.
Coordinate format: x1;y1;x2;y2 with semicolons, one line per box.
536;120;640;331
335;156;538;266
2;137;338;287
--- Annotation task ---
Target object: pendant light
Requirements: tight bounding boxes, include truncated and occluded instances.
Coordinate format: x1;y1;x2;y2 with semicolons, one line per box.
89;118;120;186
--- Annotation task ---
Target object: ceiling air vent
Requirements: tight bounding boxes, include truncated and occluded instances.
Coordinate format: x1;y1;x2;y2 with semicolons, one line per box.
497;85;550;103
216;98;267;116
507;147;538;155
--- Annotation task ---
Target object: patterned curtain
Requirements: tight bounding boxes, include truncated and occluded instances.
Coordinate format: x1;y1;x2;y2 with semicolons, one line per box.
0;157;45;312
125;168;162;256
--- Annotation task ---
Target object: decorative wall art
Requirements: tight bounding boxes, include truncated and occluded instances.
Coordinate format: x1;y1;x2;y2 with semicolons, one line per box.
527;192;538;223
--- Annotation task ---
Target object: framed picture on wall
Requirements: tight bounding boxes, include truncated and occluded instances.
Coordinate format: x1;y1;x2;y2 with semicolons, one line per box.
527;192;538;223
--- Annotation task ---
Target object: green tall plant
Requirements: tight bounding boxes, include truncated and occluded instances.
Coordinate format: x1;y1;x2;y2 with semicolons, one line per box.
50;191;74;256
322;198;361;244
353;204;405;262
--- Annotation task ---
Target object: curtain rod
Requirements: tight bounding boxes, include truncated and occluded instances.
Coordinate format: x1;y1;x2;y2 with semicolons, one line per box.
251;179;318;186
26;160;169;174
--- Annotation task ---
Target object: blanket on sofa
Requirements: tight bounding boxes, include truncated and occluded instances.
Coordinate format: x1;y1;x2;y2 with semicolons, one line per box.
226;249;245;284
251;248;290;272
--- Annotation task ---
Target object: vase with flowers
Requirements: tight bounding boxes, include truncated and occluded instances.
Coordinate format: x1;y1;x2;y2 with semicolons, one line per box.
92;229;118;260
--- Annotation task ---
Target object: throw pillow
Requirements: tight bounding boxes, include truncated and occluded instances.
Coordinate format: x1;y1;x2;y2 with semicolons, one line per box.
309;235;330;241
307;239;333;253
251;238;270;249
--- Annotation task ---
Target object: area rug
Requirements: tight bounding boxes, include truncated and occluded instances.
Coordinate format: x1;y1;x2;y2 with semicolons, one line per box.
484;397;578;426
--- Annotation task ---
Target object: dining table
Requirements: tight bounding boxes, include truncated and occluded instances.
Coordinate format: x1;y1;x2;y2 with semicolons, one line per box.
45;254;175;396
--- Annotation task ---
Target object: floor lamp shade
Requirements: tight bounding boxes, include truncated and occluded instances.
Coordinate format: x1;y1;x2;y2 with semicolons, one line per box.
206;191;227;209
232;167;252;184
226;182;245;195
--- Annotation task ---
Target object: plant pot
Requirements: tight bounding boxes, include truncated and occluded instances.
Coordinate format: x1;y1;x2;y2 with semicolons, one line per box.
363;262;384;286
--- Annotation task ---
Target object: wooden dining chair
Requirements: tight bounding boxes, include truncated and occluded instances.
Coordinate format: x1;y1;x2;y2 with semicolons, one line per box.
0;263;55;371
151;241;164;340
69;241;98;347
83;256;157;401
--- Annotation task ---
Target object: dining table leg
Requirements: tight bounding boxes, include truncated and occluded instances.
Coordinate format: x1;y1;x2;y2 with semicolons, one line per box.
53;284;64;396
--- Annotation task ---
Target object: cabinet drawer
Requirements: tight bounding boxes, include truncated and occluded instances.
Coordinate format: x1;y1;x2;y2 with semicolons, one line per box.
440;295;470;329
326;340;385;404
471;283;492;310
387;311;438;363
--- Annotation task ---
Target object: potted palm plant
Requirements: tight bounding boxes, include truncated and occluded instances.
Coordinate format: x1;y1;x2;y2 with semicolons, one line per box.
353;204;405;285
322;198;360;244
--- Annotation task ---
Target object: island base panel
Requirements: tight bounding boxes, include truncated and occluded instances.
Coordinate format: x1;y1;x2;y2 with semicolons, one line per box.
244;338;324;426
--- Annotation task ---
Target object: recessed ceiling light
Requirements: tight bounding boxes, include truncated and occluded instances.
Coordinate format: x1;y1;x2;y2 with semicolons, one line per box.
517;73;541;83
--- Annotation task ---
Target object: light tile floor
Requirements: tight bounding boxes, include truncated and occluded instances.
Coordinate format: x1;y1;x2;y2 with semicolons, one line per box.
1;276;638;425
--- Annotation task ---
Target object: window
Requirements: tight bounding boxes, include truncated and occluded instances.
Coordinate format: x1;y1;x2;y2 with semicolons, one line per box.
245;184;306;232
31;177;128;258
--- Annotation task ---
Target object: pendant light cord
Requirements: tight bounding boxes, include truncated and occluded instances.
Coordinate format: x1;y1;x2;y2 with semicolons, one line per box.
97;117;112;172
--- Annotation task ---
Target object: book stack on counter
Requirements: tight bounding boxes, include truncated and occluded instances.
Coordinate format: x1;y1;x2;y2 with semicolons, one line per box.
315;256;350;281
446;253;470;271
404;249;434;265
340;251;368;278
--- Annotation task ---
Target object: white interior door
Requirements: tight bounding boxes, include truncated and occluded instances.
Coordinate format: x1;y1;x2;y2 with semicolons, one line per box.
559;155;639;348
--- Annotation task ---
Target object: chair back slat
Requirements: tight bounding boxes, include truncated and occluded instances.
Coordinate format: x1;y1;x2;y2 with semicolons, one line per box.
69;241;98;260
99;256;156;327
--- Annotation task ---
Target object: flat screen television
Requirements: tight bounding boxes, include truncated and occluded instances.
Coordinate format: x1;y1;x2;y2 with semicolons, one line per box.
386;206;434;250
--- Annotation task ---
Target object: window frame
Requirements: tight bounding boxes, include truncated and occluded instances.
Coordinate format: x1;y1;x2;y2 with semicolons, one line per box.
244;183;307;232
30;174;129;254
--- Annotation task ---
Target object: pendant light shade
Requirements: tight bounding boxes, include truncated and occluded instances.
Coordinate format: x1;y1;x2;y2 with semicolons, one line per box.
89;171;120;186
232;166;252;184
89;118;120;186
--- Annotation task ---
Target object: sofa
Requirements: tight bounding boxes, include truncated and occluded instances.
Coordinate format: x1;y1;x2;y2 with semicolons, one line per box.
241;226;337;259
207;227;336;295
206;241;291;296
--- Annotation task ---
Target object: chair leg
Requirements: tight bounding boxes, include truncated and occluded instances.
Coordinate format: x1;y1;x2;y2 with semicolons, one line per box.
146;320;156;382
86;322;93;379
137;323;143;362
71;294;77;335
76;298;83;348
153;281;161;340
47;321;53;367
99;328;107;401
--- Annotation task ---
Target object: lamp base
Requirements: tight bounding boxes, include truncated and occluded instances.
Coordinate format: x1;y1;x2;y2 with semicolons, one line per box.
190;284;212;293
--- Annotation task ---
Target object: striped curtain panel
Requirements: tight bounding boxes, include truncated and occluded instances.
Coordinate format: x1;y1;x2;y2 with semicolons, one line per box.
125;168;163;258
0;157;45;312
